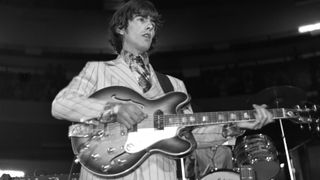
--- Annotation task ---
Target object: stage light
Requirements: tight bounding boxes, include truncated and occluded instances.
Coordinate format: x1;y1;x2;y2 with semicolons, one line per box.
0;170;25;177
298;22;320;33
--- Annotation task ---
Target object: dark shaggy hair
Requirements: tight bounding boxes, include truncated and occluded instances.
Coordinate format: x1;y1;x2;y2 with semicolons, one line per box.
109;0;162;54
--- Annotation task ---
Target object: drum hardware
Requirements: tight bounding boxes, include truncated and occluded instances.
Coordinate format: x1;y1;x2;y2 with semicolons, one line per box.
233;134;280;180
238;165;255;180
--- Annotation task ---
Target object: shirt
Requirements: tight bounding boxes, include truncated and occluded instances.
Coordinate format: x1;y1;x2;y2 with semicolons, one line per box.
51;55;231;180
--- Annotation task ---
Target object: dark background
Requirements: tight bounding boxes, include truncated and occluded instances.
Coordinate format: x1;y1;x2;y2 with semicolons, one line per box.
0;0;320;179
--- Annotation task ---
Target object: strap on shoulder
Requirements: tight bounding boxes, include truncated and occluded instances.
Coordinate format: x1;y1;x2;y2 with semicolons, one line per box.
155;71;174;93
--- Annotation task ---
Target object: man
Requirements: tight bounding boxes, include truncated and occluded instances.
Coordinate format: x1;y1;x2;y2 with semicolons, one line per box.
51;0;273;180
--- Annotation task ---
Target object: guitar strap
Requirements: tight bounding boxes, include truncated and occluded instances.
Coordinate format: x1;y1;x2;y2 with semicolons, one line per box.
155;71;174;93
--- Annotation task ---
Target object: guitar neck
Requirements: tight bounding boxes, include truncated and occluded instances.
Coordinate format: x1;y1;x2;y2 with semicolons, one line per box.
163;108;290;127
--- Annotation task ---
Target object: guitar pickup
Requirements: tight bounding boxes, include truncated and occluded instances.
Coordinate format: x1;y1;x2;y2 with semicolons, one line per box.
153;110;164;130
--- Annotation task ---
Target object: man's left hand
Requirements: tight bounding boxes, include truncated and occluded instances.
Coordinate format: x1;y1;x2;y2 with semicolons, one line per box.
236;104;274;130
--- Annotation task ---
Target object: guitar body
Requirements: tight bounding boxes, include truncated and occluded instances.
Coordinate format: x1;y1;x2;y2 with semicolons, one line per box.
70;86;195;178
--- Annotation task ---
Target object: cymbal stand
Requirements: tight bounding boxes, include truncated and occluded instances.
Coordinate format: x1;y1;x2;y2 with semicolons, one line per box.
180;158;187;180
279;119;295;180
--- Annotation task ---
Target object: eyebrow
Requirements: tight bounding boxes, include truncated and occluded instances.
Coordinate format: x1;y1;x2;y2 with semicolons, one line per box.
134;15;155;22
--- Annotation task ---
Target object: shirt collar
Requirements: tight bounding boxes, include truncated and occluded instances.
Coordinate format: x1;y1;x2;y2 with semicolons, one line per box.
120;50;150;66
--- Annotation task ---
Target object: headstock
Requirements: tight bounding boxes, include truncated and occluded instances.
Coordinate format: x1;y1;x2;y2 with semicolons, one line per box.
286;103;320;132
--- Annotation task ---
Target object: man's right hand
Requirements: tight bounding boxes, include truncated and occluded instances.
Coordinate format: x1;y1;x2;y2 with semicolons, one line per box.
116;103;148;130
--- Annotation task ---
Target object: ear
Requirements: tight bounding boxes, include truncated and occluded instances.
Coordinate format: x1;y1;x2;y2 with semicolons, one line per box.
116;27;125;35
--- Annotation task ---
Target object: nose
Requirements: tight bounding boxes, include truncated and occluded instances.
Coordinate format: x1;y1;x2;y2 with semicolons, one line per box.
146;20;154;31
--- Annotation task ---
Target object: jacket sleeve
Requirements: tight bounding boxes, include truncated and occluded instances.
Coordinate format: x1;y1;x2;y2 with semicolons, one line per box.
51;62;107;122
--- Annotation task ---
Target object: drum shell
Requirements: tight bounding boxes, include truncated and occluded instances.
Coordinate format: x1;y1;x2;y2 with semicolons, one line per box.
233;134;280;180
201;169;240;180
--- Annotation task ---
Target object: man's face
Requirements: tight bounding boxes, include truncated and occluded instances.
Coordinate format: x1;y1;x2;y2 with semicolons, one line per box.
120;15;155;54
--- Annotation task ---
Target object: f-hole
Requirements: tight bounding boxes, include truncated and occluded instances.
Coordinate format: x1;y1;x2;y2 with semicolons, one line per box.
112;95;145;110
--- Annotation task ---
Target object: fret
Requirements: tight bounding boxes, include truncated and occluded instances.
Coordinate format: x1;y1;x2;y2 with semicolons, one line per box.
237;111;245;121
217;112;226;123
181;117;188;123
201;115;209;122
249;110;255;120
189;116;196;122
182;115;189;125
167;115;180;125
192;115;196;123
238;111;243;120
193;114;202;124
197;113;205;125
271;108;286;119
243;111;251;120
271;109;277;118
229;111;237;122
209;112;217;124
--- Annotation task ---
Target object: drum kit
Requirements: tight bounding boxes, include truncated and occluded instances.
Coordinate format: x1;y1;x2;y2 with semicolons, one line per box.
200;85;319;180
201;134;278;180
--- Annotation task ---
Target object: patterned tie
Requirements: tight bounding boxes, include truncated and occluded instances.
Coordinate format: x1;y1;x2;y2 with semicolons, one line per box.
130;55;152;93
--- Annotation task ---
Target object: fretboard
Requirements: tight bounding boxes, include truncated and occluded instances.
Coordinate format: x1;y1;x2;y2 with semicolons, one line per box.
163;108;289;127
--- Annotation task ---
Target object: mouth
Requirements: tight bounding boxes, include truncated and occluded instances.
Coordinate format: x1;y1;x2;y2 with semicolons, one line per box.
142;33;152;40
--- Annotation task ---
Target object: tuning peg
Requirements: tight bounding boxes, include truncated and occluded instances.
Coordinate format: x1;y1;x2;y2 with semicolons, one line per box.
300;124;304;130
308;117;314;123
313;104;318;111
316;119;320;132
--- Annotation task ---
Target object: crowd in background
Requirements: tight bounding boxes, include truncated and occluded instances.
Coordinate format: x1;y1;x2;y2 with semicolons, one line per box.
182;59;320;101
0;64;68;101
0;58;319;104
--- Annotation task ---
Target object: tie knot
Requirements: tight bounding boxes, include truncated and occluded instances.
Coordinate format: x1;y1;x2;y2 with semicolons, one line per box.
132;55;144;66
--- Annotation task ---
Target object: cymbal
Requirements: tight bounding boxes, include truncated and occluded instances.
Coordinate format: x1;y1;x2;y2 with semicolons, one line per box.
247;86;307;108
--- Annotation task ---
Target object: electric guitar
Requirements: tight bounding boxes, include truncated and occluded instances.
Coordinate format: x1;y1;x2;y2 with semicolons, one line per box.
68;86;318;178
